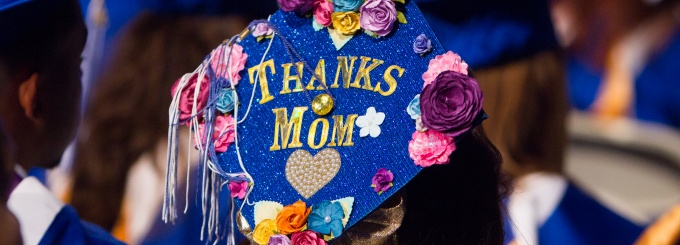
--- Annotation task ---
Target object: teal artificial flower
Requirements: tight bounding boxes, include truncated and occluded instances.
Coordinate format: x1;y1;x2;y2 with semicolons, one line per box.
216;88;235;113
406;94;421;120
308;200;345;237
334;0;362;12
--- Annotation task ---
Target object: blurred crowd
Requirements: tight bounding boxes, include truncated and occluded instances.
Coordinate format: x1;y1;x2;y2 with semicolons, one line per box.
1;0;679;244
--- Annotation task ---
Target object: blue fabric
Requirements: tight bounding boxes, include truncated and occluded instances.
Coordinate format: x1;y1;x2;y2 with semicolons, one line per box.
39;205;123;245
416;0;558;68
566;58;601;110
27;167;48;186
503;182;645;244
0;0;31;11
635;29;680;128
216;0;470;232
142;170;245;245
567;29;680;129
538;184;644;244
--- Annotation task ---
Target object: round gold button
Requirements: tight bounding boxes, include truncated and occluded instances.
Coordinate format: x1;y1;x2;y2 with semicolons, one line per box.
311;94;334;116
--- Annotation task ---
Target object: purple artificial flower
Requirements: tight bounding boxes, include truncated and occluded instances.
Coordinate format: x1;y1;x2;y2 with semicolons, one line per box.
268;234;292;245
420;71;483;138
413;34;432;55
371;168;394;194
278;0;315;14
359;0;397;37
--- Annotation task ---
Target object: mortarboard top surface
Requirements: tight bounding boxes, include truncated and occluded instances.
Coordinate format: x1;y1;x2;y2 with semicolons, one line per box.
221;0;445;230
166;0;486;241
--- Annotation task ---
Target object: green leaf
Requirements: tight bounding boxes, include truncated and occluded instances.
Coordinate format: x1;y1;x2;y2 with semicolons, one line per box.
393;0;405;3
312;16;324;31
364;30;379;38
253;201;283;225
328;28;354;50
397;11;407;24
332;197;354;226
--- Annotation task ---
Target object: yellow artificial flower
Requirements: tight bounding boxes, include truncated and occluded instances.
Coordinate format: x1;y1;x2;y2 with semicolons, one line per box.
331;11;361;35
252;219;278;245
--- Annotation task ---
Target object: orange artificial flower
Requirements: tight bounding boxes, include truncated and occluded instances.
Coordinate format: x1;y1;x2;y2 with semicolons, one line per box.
275;200;311;234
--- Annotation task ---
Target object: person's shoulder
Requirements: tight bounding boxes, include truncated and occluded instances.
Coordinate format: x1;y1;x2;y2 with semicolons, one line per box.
0;206;22;245
8;177;123;245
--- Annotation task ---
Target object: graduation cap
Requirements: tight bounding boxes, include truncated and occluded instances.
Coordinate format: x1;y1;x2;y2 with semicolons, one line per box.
165;0;485;243
0;0;82;55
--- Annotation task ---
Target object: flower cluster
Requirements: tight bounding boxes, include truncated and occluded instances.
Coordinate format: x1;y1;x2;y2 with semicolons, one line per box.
252;198;353;244
407;51;483;167
278;0;407;38
170;44;248;153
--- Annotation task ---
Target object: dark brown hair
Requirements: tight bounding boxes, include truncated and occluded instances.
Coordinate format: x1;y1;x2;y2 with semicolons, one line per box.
70;12;247;230
474;51;567;177
397;126;508;244
0;123;12;202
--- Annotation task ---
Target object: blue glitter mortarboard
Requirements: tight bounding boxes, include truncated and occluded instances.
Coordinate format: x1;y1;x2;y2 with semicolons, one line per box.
165;0;486;242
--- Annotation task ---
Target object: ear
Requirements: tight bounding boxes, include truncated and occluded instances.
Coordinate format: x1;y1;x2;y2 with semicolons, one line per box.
18;73;38;120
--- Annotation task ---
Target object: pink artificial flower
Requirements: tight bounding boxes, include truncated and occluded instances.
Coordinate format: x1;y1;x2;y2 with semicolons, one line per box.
421;51;468;87
313;0;333;27
209;44;248;85
371;168;394;194
290;230;327;245
228;179;248;199
196;115;235;153
252;23;274;37
171;73;210;123
408;130;456;167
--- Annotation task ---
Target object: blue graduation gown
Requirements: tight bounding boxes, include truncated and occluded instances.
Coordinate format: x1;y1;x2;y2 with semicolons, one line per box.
505;182;645;244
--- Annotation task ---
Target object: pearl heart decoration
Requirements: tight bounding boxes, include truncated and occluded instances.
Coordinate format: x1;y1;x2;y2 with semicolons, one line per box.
285;148;342;199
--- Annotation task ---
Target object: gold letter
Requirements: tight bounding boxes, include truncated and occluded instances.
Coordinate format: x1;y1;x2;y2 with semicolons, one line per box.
375;65;403;96
280;62;305;94
270;107;308;151
248;59;276;104
350;56;384;91
331;56;358;88
327;114;358;147
307;118;329;149
306;59;327;91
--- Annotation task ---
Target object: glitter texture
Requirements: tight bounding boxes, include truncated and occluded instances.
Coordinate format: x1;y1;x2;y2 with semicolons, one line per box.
218;1;450;232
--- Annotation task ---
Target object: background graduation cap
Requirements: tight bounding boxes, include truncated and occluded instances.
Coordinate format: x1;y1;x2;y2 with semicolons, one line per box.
165;0;485;243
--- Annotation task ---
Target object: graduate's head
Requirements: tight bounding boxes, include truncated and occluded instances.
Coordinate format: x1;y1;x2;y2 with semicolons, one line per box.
0;122;14;202
163;1;505;243
0;0;86;170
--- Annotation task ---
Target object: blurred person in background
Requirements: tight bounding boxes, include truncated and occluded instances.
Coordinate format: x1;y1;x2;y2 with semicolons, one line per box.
0;0;122;244
0;69;21;244
553;0;680;243
554;0;680;127
418;0;646;244
67;3;270;243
